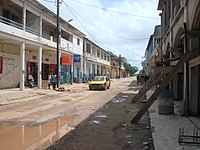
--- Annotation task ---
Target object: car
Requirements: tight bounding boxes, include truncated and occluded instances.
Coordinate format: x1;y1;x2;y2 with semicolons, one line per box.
89;76;110;90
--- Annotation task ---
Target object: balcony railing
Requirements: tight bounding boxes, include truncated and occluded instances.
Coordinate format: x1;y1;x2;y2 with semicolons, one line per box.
60;38;73;52
0;16;39;36
0;16;23;30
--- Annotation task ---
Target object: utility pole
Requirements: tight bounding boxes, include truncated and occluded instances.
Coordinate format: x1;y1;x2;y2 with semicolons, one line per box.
119;54;121;79
56;0;60;88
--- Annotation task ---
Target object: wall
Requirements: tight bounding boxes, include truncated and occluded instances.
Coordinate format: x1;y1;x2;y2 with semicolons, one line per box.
73;34;83;55
0;43;20;89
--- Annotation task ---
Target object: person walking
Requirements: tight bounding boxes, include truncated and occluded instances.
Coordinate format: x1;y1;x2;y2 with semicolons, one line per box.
48;73;52;89
52;73;57;89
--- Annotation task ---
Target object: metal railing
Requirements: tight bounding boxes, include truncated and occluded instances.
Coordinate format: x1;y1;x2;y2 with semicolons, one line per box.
0;16;23;30
0;16;40;36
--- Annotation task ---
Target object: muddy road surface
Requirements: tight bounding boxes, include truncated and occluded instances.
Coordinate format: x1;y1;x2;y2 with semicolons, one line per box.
0;77;153;150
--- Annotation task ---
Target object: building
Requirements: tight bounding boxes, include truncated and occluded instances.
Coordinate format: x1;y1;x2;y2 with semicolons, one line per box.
83;38;111;82
158;0;200;115
0;0;86;90
143;25;162;78
110;53;126;79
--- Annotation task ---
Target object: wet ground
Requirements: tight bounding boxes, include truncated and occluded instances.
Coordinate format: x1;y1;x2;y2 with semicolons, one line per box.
46;80;154;150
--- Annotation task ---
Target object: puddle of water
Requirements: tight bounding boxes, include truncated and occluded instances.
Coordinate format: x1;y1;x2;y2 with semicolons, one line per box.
90;120;100;125
0;115;72;150
121;95;128;98
112;98;126;103
94;115;107;118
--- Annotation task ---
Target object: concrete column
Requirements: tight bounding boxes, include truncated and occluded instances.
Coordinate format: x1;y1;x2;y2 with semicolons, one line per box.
20;43;25;91
70;55;74;85
39;13;42;38
99;65;102;75
80;55;83;83
102;66;105;76
95;63;97;76
22;2;26;33
83;57;87;82
89;63;92;81
37;47;42;89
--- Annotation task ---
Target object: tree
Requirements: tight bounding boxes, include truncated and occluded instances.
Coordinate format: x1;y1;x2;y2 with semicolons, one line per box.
124;62;138;76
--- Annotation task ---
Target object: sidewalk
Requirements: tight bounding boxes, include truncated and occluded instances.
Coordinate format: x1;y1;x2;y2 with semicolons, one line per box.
0;83;89;106
0;79;118;106
147;90;200;150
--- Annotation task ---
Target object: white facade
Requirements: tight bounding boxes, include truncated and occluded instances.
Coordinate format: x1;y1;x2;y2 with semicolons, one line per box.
83;38;111;82
0;0;85;89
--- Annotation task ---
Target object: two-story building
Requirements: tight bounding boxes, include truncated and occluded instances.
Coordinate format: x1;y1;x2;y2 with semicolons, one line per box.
143;25;162;78
0;0;85;90
110;53;126;79
83;38;111;82
158;0;200;115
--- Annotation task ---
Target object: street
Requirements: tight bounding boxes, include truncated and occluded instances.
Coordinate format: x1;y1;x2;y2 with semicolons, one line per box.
0;77;153;150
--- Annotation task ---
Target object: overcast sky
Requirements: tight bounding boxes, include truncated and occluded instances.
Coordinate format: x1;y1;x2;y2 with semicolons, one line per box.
37;0;160;69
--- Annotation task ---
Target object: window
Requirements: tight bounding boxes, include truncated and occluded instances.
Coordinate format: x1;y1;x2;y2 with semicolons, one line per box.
107;56;110;61
86;43;91;53
77;38;80;45
97;50;100;57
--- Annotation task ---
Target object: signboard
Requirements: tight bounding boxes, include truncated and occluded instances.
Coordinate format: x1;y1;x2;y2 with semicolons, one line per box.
0;56;3;74
74;54;81;63
61;55;71;66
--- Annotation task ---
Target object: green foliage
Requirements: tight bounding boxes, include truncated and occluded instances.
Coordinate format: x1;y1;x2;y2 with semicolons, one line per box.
124;62;138;76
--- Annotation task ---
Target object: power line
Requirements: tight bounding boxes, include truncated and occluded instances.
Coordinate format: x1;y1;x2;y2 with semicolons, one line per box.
63;1;149;41
42;0;55;3
69;0;160;20
62;0;100;45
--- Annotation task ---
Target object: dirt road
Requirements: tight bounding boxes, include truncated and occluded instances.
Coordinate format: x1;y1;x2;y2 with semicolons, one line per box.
0;77;153;150
46;77;153;150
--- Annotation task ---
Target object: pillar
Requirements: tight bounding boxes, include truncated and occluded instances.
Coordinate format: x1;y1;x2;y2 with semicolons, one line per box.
83;57;87;82
95;63;97;76
37;47;42;89
70;55;74;85
80;55;83;83
22;2;26;33
20;43;25;91
102;66;105;75
89;63;92;81
99;65;102;76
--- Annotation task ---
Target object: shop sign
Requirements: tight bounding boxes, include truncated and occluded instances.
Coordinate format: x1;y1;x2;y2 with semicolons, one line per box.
0;56;3;74
74;54;81;63
61;55;71;65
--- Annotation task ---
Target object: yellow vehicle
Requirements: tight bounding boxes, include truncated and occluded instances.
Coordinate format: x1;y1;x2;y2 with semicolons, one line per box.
89;76;110;90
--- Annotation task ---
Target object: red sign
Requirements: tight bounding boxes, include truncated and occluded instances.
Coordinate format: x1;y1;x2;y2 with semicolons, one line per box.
0;56;3;74
61;56;71;65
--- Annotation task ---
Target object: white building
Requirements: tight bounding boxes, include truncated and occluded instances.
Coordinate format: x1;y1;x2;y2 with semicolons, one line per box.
0;0;85;90
83;38;111;81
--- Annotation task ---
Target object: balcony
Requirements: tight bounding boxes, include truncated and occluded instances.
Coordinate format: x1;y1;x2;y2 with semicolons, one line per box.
60;38;73;52
0;16;39;40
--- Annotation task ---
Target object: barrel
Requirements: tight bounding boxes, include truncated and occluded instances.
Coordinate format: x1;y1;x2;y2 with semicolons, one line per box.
158;89;174;115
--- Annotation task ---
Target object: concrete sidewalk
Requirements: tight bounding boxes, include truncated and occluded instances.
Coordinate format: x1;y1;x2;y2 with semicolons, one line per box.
147;90;200;150
0;83;89;106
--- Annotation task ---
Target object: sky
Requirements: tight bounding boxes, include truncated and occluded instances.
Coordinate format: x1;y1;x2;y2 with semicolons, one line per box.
37;0;160;69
